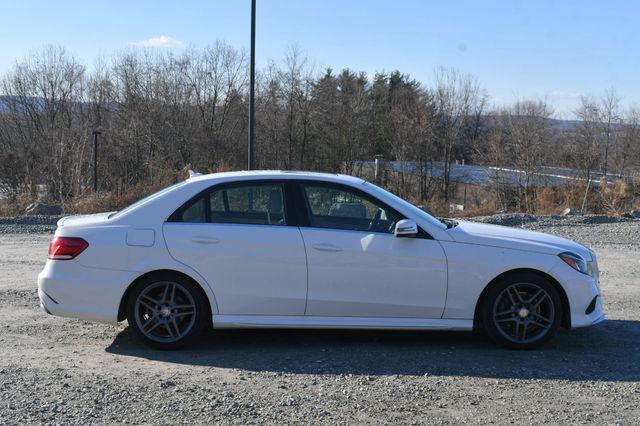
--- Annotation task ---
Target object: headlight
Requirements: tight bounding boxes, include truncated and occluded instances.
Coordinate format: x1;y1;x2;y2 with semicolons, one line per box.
559;252;589;275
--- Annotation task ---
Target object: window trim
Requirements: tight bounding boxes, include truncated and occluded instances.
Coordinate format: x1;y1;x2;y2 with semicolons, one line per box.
293;180;432;238
167;180;293;227
167;178;432;239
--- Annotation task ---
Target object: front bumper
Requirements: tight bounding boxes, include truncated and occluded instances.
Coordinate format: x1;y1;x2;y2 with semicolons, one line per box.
549;260;605;328
37;260;135;324
572;294;605;327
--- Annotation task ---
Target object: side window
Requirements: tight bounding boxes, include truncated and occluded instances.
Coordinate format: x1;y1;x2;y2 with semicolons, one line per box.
171;184;287;225
302;185;401;233
209;184;287;226
179;197;207;223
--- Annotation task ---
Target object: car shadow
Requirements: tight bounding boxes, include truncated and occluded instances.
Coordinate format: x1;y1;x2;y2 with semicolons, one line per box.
106;319;640;382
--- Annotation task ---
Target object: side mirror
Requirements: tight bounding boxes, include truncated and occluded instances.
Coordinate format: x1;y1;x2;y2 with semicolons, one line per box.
394;219;418;237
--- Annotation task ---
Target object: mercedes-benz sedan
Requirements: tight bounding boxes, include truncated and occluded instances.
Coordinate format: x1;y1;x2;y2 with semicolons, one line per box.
38;171;604;349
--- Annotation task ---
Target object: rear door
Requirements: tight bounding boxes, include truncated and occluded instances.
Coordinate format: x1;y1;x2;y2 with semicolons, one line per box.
297;182;448;318
162;181;307;315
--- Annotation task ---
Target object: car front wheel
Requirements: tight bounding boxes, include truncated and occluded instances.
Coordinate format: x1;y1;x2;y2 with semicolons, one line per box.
126;273;208;349
481;272;562;349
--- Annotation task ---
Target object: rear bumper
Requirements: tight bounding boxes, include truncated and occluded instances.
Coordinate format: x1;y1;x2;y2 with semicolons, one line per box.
37;260;135;324
38;288;54;315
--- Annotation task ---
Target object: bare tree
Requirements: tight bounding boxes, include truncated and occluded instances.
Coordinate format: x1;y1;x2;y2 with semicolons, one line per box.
619;108;640;176
432;67;485;200
0;46;85;201
573;97;603;211
599;88;621;176
504;100;553;211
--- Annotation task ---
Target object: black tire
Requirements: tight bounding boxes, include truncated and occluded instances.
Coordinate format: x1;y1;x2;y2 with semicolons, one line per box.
126;272;209;349
481;272;562;349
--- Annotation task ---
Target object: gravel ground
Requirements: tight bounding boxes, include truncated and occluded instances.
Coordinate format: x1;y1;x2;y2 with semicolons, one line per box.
0;215;61;234
0;214;639;424
470;213;640;248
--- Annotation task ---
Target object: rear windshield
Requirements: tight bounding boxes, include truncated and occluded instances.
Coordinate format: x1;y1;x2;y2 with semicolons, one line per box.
109;181;187;219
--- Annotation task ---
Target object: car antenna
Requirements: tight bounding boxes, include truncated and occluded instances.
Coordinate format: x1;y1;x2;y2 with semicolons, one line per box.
188;170;203;178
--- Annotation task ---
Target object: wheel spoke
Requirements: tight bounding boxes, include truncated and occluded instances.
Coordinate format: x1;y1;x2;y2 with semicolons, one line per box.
162;283;172;302
527;289;543;304
521;322;529;340
174;311;194;318
138;299;157;312
170;283;177;303
530;313;552;328
514;321;522;341
171;319;181;337
528;290;548;309
514;321;529;341
494;310;514;322
506;286;523;305
174;304;195;310
140;294;160;307
142;315;161;333
164;322;175;338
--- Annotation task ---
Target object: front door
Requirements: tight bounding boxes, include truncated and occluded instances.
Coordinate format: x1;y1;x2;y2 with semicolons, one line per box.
163;182;307;316
298;183;448;318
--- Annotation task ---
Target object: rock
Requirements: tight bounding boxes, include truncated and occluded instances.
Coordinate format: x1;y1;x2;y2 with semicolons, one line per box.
561;208;582;216
160;380;176;389
281;396;299;407
469;213;538;227
449;204;464;215
24;203;61;216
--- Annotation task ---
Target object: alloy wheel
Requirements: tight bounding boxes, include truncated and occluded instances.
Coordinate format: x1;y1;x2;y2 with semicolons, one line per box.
492;282;555;344
134;281;197;343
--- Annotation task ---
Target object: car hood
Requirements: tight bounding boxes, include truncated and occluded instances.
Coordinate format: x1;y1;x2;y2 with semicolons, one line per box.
448;220;593;260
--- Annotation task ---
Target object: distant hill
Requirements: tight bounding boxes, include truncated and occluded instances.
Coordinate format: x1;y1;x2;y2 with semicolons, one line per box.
546;118;583;131
0;95;90;114
481;115;622;131
0;95;45;113
0;96;8;113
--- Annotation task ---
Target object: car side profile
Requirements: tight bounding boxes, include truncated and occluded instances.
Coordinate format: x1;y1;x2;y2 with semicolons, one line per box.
38;171;604;349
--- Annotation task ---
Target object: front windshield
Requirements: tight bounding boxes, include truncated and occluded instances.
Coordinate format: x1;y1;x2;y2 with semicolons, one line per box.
109;181;187;219
362;182;447;231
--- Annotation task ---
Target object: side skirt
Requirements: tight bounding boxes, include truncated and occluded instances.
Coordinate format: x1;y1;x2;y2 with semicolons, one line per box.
212;315;473;331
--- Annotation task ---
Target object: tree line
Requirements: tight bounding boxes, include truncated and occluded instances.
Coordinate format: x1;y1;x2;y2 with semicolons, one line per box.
0;44;638;213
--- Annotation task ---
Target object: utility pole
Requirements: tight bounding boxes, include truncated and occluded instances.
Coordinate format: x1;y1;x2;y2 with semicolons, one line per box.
92;130;101;192
374;155;384;184
247;0;256;170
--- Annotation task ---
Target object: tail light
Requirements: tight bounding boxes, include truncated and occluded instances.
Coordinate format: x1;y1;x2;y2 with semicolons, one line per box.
48;237;89;260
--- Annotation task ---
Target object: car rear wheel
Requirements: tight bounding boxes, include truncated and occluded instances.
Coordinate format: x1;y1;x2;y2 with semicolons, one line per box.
126;273;208;349
481;272;562;349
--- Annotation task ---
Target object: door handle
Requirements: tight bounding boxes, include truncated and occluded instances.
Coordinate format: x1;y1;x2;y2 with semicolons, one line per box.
312;243;342;252
191;236;220;244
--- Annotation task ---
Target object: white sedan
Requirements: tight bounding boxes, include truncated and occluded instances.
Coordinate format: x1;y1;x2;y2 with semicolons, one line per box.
38;171;604;349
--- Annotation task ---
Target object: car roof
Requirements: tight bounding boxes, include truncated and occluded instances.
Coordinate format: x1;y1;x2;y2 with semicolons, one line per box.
186;170;366;185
